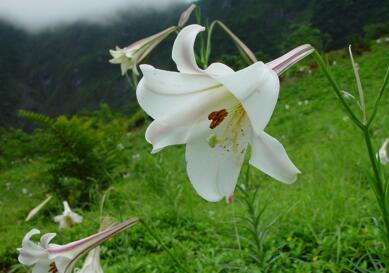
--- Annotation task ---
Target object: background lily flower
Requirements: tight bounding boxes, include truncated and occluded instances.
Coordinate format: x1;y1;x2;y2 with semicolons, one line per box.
109;4;197;76
17;218;138;273
109;26;177;76
54;201;83;230
378;138;389;165
136;24;313;202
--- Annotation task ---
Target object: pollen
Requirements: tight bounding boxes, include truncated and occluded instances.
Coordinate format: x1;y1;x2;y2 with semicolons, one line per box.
208;109;228;129
49;262;58;273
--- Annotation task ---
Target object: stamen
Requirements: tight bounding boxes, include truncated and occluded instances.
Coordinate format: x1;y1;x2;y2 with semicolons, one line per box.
49;262;58;273
208;109;228;129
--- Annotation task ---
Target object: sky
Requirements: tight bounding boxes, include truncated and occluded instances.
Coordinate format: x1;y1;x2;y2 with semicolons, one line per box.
0;0;188;32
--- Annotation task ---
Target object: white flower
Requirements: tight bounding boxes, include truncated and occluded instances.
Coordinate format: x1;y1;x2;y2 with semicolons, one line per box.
378;139;389;165
54;201;83;230
22;188;28;194
298;101;303;106
76;247;103;273
17;219;138;273
136;24;313;202
132;154;140;160
285;104;290;110
304;100;309;105
109;26;177;75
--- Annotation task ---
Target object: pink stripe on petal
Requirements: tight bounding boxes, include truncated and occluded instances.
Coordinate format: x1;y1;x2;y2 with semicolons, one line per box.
266;44;314;75
48;218;138;255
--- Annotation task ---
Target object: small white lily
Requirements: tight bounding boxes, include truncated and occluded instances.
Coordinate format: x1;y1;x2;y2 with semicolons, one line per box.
378;138;389;165
54;201;83;230
17;218;138;273
136;24;314;202
109;26;176;75
109;4;197;76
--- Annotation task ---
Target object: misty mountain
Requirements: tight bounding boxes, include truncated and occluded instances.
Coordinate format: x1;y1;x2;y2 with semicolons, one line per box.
0;0;388;128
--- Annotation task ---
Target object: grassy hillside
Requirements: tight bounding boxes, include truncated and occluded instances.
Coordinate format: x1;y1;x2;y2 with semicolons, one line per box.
0;42;388;272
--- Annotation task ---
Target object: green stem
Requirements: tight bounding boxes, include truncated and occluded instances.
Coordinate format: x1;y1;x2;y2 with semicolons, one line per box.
363;129;389;248
140;219;189;273
313;51;364;130
315;49;389;251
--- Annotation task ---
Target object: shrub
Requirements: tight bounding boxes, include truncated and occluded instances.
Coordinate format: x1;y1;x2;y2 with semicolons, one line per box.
19;110;121;206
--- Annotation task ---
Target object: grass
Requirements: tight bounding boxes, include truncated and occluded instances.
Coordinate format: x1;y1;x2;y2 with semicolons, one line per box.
0;42;388;272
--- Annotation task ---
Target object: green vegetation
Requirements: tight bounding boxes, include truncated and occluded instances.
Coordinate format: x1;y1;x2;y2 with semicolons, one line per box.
0;41;388;272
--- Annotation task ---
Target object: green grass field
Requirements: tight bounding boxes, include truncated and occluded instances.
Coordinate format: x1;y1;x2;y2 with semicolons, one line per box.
1;42;388;272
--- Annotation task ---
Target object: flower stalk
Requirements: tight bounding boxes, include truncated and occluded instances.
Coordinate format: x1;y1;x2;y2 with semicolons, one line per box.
314;49;389;250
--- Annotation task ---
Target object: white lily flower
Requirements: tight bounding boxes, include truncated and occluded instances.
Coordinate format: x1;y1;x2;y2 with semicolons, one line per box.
378;138;389;165
109;26;177;75
136;24;314;202
17;218;138;273
75;247;103;273
54;201;83;230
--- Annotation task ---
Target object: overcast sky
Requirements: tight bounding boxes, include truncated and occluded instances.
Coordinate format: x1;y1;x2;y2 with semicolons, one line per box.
0;0;188;32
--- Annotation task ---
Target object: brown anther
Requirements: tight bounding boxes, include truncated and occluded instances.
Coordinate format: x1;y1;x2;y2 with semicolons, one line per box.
208;109;228;129
49;262;58;273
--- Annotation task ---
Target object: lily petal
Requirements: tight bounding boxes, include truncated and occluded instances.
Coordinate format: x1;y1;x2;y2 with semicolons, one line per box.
249;131;300;183
48;218;138;273
31;260;51;273
172;24;205;74
18;229;47;266
186;132;248;202
40;233;56;249
145;87;236;153
266;44;314;75
137;64;221;119
212;62;280;135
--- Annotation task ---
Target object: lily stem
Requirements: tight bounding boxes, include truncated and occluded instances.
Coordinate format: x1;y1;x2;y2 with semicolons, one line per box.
315;49;389;252
140;219;190;273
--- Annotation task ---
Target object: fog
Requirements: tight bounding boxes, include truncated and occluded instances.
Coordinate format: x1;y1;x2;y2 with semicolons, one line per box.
0;0;188;32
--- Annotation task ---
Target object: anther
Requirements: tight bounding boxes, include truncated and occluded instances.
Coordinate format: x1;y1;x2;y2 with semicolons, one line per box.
49;262;58;273
208;109;228;129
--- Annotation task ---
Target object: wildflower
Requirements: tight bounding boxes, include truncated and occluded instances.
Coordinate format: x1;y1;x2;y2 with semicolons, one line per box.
304;100;309;105
312;256;318;262
132;154;140;160
285;104;290;110
109;26;176;75
54;201;83;230
376;39;382;44
109;4;196;76
5;181;11;189
298;101;303;106
22;188;28;194
17;218;138;273
378;138;389;165
137;24;313;201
